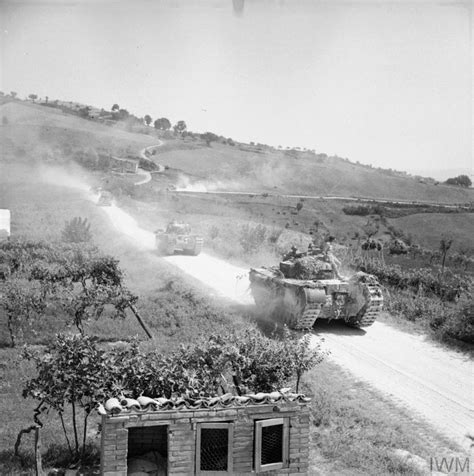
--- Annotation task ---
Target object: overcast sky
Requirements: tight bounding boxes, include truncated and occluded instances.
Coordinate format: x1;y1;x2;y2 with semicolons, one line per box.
1;0;472;175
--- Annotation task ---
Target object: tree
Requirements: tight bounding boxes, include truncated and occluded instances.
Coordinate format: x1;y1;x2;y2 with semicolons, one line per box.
154;117;171;130
117;108;129;120
23;334;112;461
61;217;92;243
28;94;38;103
296;200;304;213
439;237;453;277
201;131;219;146
144;114;152;126
239;224;267;254
363;217;379;238
111;103;119;111
0;240;150;343
10;91;17;99
445;175;472;188
173;120;187;135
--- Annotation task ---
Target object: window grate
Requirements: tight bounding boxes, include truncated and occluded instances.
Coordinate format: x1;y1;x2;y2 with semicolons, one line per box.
200;428;228;471
254;418;289;472
261;424;283;465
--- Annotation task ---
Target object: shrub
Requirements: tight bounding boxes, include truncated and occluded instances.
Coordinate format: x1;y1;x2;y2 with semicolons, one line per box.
445;175;472;188
138;157;158;171
239;224;267;254
61;217;92;243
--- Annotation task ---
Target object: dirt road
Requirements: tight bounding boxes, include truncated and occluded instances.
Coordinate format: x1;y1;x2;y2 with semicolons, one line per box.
174;190;469;209
95;198;473;449
314;321;473;449
140;142;165;173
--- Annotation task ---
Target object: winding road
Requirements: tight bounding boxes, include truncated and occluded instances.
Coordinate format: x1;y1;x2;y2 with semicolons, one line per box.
134;141;165;186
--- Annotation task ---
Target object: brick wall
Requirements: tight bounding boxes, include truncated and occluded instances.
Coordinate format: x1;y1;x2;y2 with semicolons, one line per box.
100;402;310;476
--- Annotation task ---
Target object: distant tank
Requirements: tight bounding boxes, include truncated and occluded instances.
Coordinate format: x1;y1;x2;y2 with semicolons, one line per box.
155;221;203;256
249;247;383;330
97;190;113;206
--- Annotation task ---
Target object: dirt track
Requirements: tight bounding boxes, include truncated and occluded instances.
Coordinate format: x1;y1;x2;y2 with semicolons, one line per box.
97;199;473;449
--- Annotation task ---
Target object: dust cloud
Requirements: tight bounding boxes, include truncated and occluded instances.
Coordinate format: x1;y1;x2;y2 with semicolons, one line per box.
36;163;93;194
175;174;244;193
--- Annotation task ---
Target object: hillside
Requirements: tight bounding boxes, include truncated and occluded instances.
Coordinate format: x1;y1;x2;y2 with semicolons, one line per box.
0;101;157;161
2;100;472;206
156;141;473;204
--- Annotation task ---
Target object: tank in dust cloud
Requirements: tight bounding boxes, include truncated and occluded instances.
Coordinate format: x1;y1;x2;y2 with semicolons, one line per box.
155;221;203;256
249;248;383;330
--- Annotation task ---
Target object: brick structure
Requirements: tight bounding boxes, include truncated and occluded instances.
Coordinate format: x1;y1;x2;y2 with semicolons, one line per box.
99;392;310;475
110;156;139;174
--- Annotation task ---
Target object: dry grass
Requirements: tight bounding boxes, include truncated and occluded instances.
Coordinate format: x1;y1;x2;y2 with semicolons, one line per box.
154;141;473;204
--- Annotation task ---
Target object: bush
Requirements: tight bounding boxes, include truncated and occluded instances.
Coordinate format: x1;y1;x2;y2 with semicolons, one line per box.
61;217;92;243
239;224;267;254
342;205;372;216
138;157;158;171
445;175;472;188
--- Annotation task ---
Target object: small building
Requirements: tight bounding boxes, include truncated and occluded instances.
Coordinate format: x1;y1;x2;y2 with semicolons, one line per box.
0;209;11;239
98;391;311;475
110;156;139;174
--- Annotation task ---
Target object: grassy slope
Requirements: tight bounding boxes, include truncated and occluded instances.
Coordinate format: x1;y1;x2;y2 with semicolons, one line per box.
0;101;158;158
0;102;469;474
393;213;474;252
156;141;473;204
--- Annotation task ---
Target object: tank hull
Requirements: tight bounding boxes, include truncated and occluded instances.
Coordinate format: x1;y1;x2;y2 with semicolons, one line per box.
249;267;383;330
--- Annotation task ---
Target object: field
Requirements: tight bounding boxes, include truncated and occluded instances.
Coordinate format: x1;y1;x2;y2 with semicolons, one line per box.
0;100;471;474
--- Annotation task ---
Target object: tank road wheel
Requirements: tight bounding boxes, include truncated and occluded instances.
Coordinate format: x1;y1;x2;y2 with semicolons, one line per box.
189;237;203;256
282;287;325;330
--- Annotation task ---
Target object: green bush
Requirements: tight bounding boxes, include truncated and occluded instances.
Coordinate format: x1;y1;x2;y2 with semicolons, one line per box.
61;217;92;243
239;224;267;254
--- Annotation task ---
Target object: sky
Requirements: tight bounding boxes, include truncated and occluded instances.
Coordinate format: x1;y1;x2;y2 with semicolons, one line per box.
0;0;472;176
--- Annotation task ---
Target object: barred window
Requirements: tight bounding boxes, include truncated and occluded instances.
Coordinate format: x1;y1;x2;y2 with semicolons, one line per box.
196;423;233;475
254;418;289;472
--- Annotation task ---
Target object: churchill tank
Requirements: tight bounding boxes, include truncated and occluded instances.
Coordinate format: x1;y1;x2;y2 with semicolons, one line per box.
249;249;383;330
155;221;203;256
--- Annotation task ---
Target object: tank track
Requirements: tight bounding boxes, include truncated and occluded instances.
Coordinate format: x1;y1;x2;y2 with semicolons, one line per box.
294;294;331;330
191;237;203;256
348;283;383;327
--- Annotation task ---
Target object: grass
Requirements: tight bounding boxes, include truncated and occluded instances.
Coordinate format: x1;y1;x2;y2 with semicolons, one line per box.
393;212;474;253
303;362;464;476
153;140;474;204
